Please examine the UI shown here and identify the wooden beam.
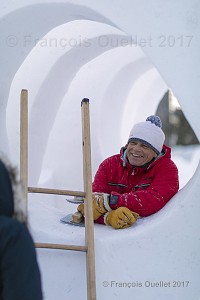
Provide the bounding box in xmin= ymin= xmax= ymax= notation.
xmin=35 ymin=242 xmax=87 ymax=252
xmin=81 ymin=99 xmax=96 ymax=300
xmin=20 ymin=89 xmax=28 ymax=221
xmin=28 ymin=186 xmax=85 ymax=197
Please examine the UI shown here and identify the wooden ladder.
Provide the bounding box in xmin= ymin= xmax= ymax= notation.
xmin=20 ymin=89 xmax=96 ymax=300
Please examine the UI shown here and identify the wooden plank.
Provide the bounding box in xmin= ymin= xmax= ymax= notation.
xmin=81 ymin=99 xmax=96 ymax=300
xmin=28 ymin=186 xmax=85 ymax=197
xmin=20 ymin=89 xmax=28 ymax=221
xmin=35 ymin=242 xmax=87 ymax=252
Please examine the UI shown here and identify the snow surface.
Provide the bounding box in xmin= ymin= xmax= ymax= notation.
xmin=28 ymin=145 xmax=200 ymax=300
xmin=1 ymin=1 xmax=200 ymax=299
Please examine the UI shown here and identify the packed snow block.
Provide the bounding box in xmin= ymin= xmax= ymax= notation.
xmin=72 ymin=211 xmax=83 ymax=223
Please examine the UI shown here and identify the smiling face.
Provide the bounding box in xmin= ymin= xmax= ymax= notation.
xmin=126 ymin=141 xmax=157 ymax=166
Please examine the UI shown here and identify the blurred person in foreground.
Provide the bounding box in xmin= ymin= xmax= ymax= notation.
xmin=78 ymin=115 xmax=179 ymax=229
xmin=0 ymin=155 xmax=43 ymax=300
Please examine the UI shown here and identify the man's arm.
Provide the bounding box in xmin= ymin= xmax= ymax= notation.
xmin=92 ymin=158 xmax=111 ymax=194
xmin=109 ymin=161 xmax=179 ymax=216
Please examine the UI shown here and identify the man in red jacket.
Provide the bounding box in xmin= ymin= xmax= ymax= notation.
xmin=78 ymin=115 xmax=179 ymax=229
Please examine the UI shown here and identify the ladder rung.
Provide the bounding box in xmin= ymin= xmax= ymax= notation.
xmin=28 ymin=187 xmax=85 ymax=197
xmin=35 ymin=242 xmax=87 ymax=252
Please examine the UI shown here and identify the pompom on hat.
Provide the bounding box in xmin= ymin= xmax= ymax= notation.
xmin=128 ymin=115 xmax=165 ymax=154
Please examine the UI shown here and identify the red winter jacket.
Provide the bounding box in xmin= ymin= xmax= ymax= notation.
xmin=92 ymin=145 xmax=179 ymax=224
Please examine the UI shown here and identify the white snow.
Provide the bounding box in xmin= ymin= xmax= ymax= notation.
xmin=1 ymin=1 xmax=200 ymax=299
xmin=172 ymin=145 xmax=200 ymax=189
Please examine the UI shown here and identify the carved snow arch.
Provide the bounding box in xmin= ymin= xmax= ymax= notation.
xmin=3 ymin=2 xmax=200 ymax=299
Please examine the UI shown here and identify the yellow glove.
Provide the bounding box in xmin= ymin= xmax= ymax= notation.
xmin=105 ymin=207 xmax=139 ymax=229
xmin=77 ymin=193 xmax=111 ymax=221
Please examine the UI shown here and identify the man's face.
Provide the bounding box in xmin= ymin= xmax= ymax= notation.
xmin=126 ymin=141 xmax=157 ymax=166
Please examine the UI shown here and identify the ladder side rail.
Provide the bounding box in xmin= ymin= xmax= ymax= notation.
xmin=81 ymin=98 xmax=97 ymax=300
xmin=20 ymin=89 xmax=28 ymax=223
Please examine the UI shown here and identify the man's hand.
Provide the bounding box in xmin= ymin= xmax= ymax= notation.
xmin=77 ymin=193 xmax=111 ymax=220
xmin=105 ymin=207 xmax=139 ymax=229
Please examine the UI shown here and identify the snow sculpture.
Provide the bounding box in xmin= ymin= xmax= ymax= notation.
xmin=1 ymin=1 xmax=199 ymax=299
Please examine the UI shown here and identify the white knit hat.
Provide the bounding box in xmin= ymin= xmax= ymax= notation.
xmin=128 ymin=115 xmax=165 ymax=154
